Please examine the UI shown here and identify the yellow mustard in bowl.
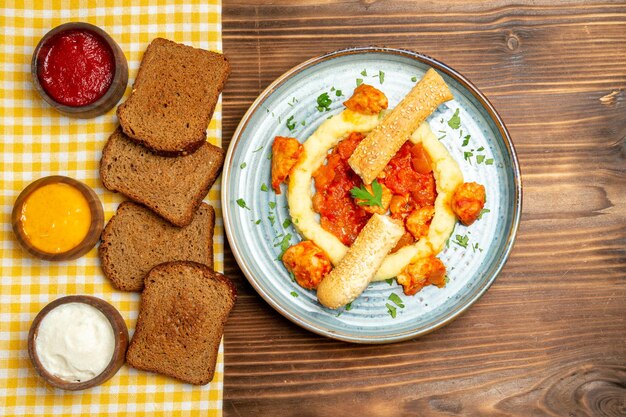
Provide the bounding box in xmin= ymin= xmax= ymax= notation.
xmin=20 ymin=182 xmax=91 ymax=254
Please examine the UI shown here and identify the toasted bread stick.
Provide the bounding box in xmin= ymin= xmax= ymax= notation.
xmin=317 ymin=214 xmax=404 ymax=309
xmin=348 ymin=68 xmax=453 ymax=184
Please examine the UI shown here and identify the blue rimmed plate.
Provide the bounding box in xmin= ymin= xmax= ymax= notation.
xmin=222 ymin=47 xmax=521 ymax=343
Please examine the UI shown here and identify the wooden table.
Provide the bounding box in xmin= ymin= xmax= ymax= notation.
xmin=221 ymin=1 xmax=626 ymax=415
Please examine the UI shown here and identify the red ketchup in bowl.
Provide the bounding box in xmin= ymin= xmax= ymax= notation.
xmin=36 ymin=29 xmax=115 ymax=107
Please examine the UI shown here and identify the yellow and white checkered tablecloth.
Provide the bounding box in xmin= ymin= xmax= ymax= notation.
xmin=0 ymin=1 xmax=225 ymax=415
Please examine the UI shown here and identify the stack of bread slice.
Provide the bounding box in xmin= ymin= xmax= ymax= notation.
xmin=98 ymin=38 xmax=235 ymax=385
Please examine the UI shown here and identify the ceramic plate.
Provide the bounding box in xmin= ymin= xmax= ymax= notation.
xmin=222 ymin=47 xmax=521 ymax=343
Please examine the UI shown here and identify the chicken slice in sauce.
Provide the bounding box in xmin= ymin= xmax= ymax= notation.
xmin=451 ymin=182 xmax=486 ymax=226
xmin=271 ymin=136 xmax=303 ymax=194
xmin=282 ymin=241 xmax=332 ymax=290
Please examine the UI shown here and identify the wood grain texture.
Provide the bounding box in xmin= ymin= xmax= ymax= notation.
xmin=221 ymin=1 xmax=626 ymax=415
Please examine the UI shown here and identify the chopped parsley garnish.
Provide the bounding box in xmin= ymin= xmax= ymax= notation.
xmin=274 ymin=233 xmax=292 ymax=254
xmin=485 ymin=158 xmax=494 ymax=165
xmin=386 ymin=303 xmax=397 ymax=318
xmin=361 ymin=69 xmax=367 ymax=76
xmin=267 ymin=152 xmax=272 ymax=160
xmin=411 ymin=76 xmax=418 ymax=82
xmin=290 ymin=291 xmax=298 ymax=297
xmin=478 ymin=208 xmax=490 ymax=220
xmin=240 ymin=162 xmax=247 ymax=169
xmin=386 ymin=278 xmax=394 ymax=286
xmin=261 ymin=183 xmax=269 ymax=192
xmin=462 ymin=135 xmax=471 ymax=147
xmin=301 ymin=120 xmax=306 ymax=126
xmin=378 ymin=70 xmax=385 ymax=84
xmin=447 ymin=108 xmax=461 ymax=129
xmin=463 ymin=151 xmax=473 ymax=162
xmin=316 ymin=92 xmax=332 ymax=112
xmin=476 ymin=155 xmax=485 ymax=164
xmin=345 ymin=302 xmax=353 ymax=311
xmin=252 ymin=146 xmax=263 ymax=153
xmin=453 ymin=234 xmax=469 ymax=248
xmin=286 ymin=115 xmax=296 ymax=131
xmin=388 ymin=293 xmax=405 ymax=308
xmin=356 ymin=78 xmax=363 ymax=87
xmin=236 ymin=198 xmax=251 ymax=210
xmin=268 ymin=215 xmax=275 ymax=226
xmin=477 ymin=146 xmax=485 ymax=151
xmin=335 ymin=89 xmax=342 ymax=97
xmin=350 ymin=179 xmax=383 ymax=207
xmin=282 ymin=219 xmax=292 ymax=228
xmin=255 ymin=219 xmax=261 ymax=225
xmin=269 ymin=201 xmax=276 ymax=209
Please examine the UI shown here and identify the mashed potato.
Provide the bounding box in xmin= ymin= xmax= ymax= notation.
xmin=287 ymin=110 xmax=463 ymax=281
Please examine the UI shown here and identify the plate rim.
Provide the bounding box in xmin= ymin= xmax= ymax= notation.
xmin=222 ymin=46 xmax=523 ymax=344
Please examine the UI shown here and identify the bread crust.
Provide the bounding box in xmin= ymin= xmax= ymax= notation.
xmin=117 ymin=38 xmax=231 ymax=155
xmin=126 ymin=261 xmax=236 ymax=385
xmin=99 ymin=201 xmax=215 ymax=292
xmin=100 ymin=127 xmax=224 ymax=227
xmin=348 ymin=68 xmax=453 ymax=184
xmin=316 ymin=214 xmax=404 ymax=309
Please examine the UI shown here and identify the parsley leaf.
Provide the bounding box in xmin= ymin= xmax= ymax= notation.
xmin=274 ymin=233 xmax=292 ymax=257
xmin=261 ymin=183 xmax=268 ymax=192
xmin=478 ymin=208 xmax=490 ymax=220
xmin=240 ymin=162 xmax=247 ymax=169
xmin=411 ymin=76 xmax=418 ymax=82
xmin=386 ymin=303 xmax=397 ymax=318
xmin=378 ymin=70 xmax=385 ymax=84
xmin=350 ymin=179 xmax=383 ymax=207
xmin=268 ymin=201 xmax=276 ymax=209
xmin=286 ymin=115 xmax=296 ymax=131
xmin=388 ymin=293 xmax=405 ymax=308
xmin=316 ymin=93 xmax=332 ymax=112
xmin=447 ymin=108 xmax=461 ymax=129
xmin=356 ymin=78 xmax=363 ymax=87
xmin=290 ymin=291 xmax=298 ymax=297
xmin=361 ymin=69 xmax=367 ymax=76
xmin=464 ymin=151 xmax=473 ymax=162
xmin=476 ymin=155 xmax=485 ymax=164
xmin=236 ymin=198 xmax=251 ymax=210
xmin=252 ymin=146 xmax=263 ymax=153
xmin=462 ymin=134 xmax=471 ymax=147
xmin=485 ymin=158 xmax=494 ymax=165
xmin=453 ymin=234 xmax=469 ymax=248
xmin=345 ymin=302 xmax=353 ymax=311
xmin=335 ymin=89 xmax=342 ymax=97
xmin=385 ymin=278 xmax=394 ymax=286
xmin=282 ymin=218 xmax=292 ymax=229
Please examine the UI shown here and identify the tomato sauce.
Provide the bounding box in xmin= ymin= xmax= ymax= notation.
xmin=313 ymin=132 xmax=370 ymax=246
xmin=37 ymin=29 xmax=115 ymax=107
xmin=313 ymin=133 xmax=437 ymax=248
xmin=379 ymin=142 xmax=436 ymax=208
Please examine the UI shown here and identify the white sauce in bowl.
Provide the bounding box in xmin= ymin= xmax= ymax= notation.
xmin=35 ymin=302 xmax=115 ymax=382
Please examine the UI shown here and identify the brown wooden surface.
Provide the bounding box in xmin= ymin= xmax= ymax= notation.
xmin=221 ymin=1 xmax=626 ymax=415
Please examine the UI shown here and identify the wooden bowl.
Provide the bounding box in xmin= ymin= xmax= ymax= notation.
xmin=28 ymin=295 xmax=129 ymax=391
xmin=12 ymin=176 xmax=104 ymax=261
xmin=31 ymin=22 xmax=128 ymax=118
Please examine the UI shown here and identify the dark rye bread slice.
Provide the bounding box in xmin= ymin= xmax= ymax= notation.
xmin=117 ymin=37 xmax=231 ymax=155
xmin=126 ymin=261 xmax=236 ymax=385
xmin=100 ymin=127 xmax=224 ymax=227
xmin=99 ymin=201 xmax=214 ymax=292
